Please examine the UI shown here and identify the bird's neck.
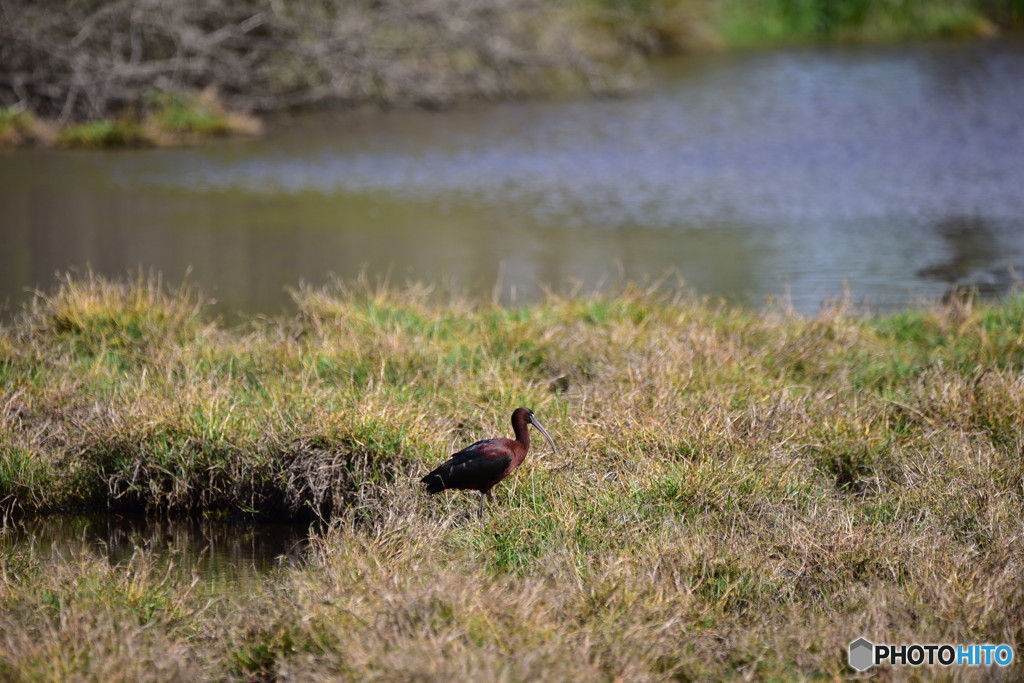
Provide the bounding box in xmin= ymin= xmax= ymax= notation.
xmin=511 ymin=415 xmax=530 ymax=450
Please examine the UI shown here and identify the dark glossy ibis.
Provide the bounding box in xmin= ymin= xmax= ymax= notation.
xmin=421 ymin=407 xmax=557 ymax=519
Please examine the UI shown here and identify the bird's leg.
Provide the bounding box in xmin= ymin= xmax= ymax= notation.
xmin=478 ymin=491 xmax=486 ymax=521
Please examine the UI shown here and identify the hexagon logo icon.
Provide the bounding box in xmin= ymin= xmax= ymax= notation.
xmin=849 ymin=637 xmax=875 ymax=672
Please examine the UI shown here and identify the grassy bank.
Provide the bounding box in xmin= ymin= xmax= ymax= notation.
xmin=54 ymin=91 xmax=262 ymax=149
xmin=0 ymin=90 xmax=261 ymax=149
xmin=2 ymin=273 xmax=1023 ymax=678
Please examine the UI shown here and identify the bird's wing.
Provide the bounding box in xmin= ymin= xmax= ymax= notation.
xmin=446 ymin=452 xmax=512 ymax=486
xmin=449 ymin=439 xmax=498 ymax=463
xmin=421 ymin=440 xmax=512 ymax=492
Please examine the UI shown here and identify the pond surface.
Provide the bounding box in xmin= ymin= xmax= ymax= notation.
xmin=2 ymin=39 xmax=1023 ymax=315
xmin=1 ymin=514 xmax=310 ymax=596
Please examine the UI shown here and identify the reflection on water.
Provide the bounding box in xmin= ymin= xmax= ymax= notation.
xmin=1 ymin=39 xmax=1023 ymax=315
xmin=1 ymin=514 xmax=310 ymax=595
xmin=916 ymin=215 xmax=1016 ymax=295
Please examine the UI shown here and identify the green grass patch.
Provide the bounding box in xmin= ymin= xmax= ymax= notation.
xmin=57 ymin=118 xmax=148 ymax=148
xmin=716 ymin=0 xmax=995 ymax=45
xmin=574 ymin=0 xmax=1006 ymax=54
xmin=145 ymin=92 xmax=231 ymax=136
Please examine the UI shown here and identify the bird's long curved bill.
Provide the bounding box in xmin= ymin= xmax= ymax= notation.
xmin=529 ymin=416 xmax=558 ymax=456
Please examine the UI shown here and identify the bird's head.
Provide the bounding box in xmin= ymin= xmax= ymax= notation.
xmin=514 ymin=407 xmax=558 ymax=455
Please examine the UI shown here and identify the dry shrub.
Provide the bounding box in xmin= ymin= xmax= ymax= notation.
xmin=0 ymin=0 xmax=633 ymax=123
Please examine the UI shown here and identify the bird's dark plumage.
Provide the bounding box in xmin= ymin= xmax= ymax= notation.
xmin=420 ymin=408 xmax=557 ymax=518
xmin=422 ymin=440 xmax=512 ymax=493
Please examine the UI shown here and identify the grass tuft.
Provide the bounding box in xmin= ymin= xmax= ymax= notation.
xmin=0 ymin=106 xmax=56 ymax=146
xmin=57 ymin=118 xmax=149 ymax=148
xmin=144 ymin=89 xmax=262 ymax=143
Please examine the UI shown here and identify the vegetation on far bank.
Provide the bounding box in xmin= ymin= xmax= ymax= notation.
xmin=0 ymin=0 xmax=632 ymax=149
xmin=2 ymin=0 xmax=1022 ymax=148
xmin=1 ymin=273 xmax=1023 ymax=677
xmin=0 ymin=90 xmax=261 ymax=149
xmin=599 ymin=0 xmax=1022 ymax=52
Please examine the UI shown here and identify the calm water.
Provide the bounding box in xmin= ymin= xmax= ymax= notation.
xmin=2 ymin=39 xmax=1023 ymax=315
xmin=1 ymin=514 xmax=310 ymax=595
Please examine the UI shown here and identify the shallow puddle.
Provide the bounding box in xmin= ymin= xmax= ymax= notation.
xmin=1 ymin=513 xmax=312 ymax=596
